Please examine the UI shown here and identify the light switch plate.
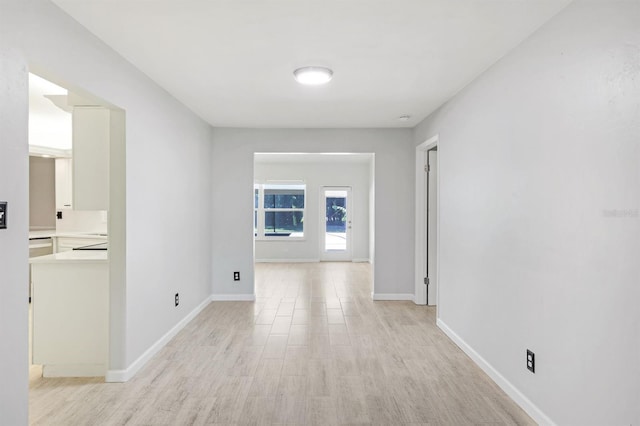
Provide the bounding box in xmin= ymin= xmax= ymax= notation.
xmin=0 ymin=202 xmax=7 ymax=229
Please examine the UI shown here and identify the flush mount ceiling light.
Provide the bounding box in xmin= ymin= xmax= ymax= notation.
xmin=293 ymin=66 xmax=333 ymax=85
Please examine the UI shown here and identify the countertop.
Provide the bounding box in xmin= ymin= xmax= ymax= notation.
xmin=29 ymin=230 xmax=108 ymax=239
xmin=30 ymin=250 xmax=108 ymax=264
xmin=28 ymin=229 xmax=57 ymax=239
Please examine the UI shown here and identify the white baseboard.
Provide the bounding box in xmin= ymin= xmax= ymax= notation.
xmin=105 ymin=296 xmax=212 ymax=383
xmin=436 ymin=319 xmax=555 ymax=426
xmin=255 ymin=258 xmax=320 ymax=263
xmin=351 ymin=258 xmax=370 ymax=263
xmin=371 ymin=293 xmax=415 ymax=301
xmin=411 ymin=298 xmax=437 ymax=306
xmin=211 ymin=293 xmax=256 ymax=301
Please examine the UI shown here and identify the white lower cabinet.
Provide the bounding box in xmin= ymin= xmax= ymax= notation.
xmin=31 ymin=260 xmax=109 ymax=377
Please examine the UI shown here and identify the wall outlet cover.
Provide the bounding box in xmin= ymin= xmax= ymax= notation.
xmin=0 ymin=202 xmax=7 ymax=229
xmin=527 ymin=349 xmax=535 ymax=373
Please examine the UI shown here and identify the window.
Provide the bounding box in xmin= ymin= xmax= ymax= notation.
xmin=254 ymin=183 xmax=305 ymax=239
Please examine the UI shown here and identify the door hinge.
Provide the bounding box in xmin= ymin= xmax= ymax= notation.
xmin=424 ymin=164 xmax=430 ymax=173
xmin=424 ymin=277 xmax=429 ymax=285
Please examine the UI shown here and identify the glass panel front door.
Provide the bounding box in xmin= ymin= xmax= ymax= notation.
xmin=322 ymin=187 xmax=351 ymax=260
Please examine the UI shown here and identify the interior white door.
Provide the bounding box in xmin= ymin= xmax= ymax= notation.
xmin=320 ymin=187 xmax=352 ymax=261
xmin=427 ymin=150 xmax=438 ymax=305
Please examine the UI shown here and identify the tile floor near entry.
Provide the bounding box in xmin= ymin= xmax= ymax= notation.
xmin=29 ymin=262 xmax=534 ymax=425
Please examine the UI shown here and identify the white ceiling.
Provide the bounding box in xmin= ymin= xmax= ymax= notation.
xmin=52 ymin=0 xmax=571 ymax=129
xmin=29 ymin=73 xmax=72 ymax=150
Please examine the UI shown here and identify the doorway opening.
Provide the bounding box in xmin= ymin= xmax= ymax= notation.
xmin=26 ymin=70 xmax=126 ymax=384
xmin=253 ymin=152 xmax=375 ymax=295
xmin=415 ymin=136 xmax=439 ymax=306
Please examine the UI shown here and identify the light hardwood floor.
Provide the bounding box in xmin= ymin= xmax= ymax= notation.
xmin=29 ymin=262 xmax=534 ymax=425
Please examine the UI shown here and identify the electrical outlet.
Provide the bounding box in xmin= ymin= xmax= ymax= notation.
xmin=175 ymin=293 xmax=179 ymax=307
xmin=234 ymin=271 xmax=240 ymax=281
xmin=527 ymin=349 xmax=535 ymax=373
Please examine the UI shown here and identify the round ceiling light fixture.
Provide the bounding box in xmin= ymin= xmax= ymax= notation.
xmin=293 ymin=66 xmax=333 ymax=85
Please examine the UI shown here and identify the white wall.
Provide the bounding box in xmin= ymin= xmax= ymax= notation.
xmin=1 ymin=0 xmax=213 ymax=420
xmin=254 ymin=159 xmax=371 ymax=262
xmin=212 ymin=129 xmax=413 ymax=299
xmin=55 ymin=209 xmax=107 ymax=234
xmin=0 ymin=50 xmax=30 ymax=426
xmin=413 ymin=2 xmax=640 ymax=424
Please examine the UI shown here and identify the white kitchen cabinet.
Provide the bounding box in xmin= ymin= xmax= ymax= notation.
xmin=73 ymin=107 xmax=109 ymax=211
xmin=31 ymin=254 xmax=109 ymax=377
xmin=55 ymin=158 xmax=73 ymax=210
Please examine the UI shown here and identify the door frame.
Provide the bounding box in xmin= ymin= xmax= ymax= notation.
xmin=414 ymin=135 xmax=439 ymax=307
xmin=26 ymin=70 xmax=127 ymax=381
xmin=319 ymin=186 xmax=353 ymax=261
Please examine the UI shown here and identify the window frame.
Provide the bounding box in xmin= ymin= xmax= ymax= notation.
xmin=254 ymin=182 xmax=306 ymax=241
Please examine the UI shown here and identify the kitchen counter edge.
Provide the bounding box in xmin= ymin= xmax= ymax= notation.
xmin=29 ymin=250 xmax=109 ymax=264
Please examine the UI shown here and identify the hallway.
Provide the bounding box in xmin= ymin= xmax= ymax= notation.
xmin=29 ymin=262 xmax=533 ymax=425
